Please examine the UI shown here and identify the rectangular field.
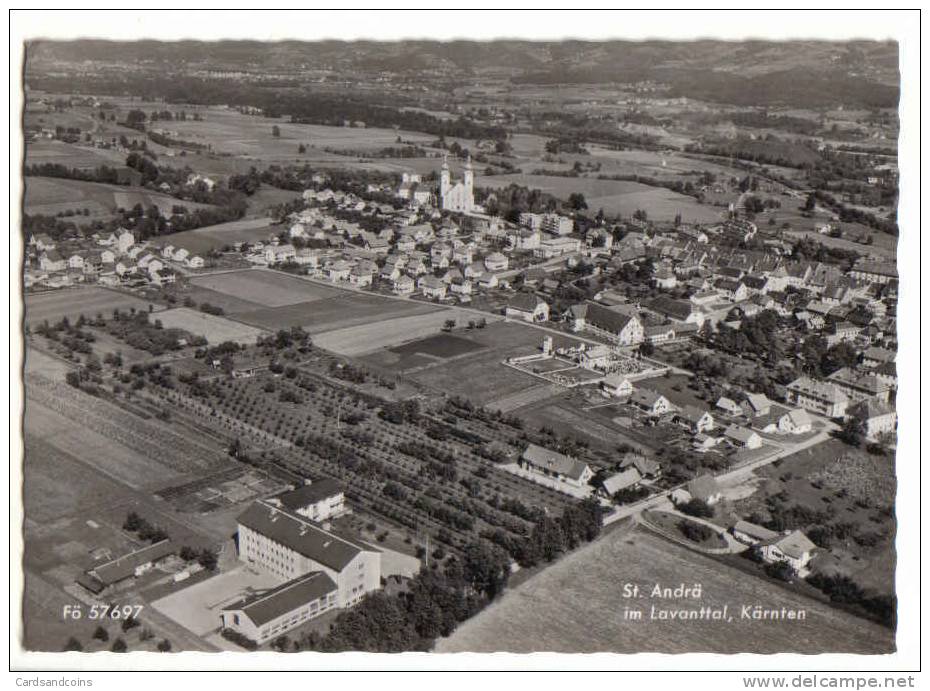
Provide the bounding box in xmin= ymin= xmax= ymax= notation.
xmin=155 ymin=307 xmax=268 ymax=344
xmin=24 ymin=287 xmax=154 ymax=326
xmin=234 ymin=293 xmax=444 ymax=337
xmin=166 ymin=218 xmax=280 ymax=255
xmin=480 ymin=174 xmax=724 ymax=223
xmin=435 ymin=526 xmax=894 ymax=654
xmin=189 ymin=269 xmax=343 ymax=308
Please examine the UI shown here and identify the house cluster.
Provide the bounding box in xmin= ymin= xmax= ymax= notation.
xmin=223 ymin=479 xmax=382 ymax=645
xmin=730 ymin=520 xmax=818 ymax=576
xmin=25 ymin=228 xmax=205 ymax=290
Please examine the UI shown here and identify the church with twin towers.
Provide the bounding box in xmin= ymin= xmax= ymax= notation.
xmin=439 ymin=154 xmax=476 ymax=214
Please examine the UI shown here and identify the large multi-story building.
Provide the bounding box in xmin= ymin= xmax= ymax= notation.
xmin=236 ymin=499 xmax=381 ymax=605
xmin=224 ymin=493 xmax=382 ymax=644
xmin=785 ymin=377 xmax=849 ymax=418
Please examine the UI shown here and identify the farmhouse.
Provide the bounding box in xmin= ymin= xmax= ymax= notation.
xmin=715 ymin=397 xmax=742 ymax=416
xmin=741 ymin=392 xmax=772 ymax=418
xmin=484 ymin=252 xmax=509 ymax=272
xmin=724 ymin=425 xmax=762 ymax=450
xmin=418 ymin=275 xmax=447 ymax=300
xmin=599 ymin=468 xmax=642 ymax=498
xmin=567 ymin=302 xmax=644 ymax=346
xmin=220 ymin=571 xmax=338 ymax=645
xmin=687 ymin=474 xmax=722 ymax=505
xmin=676 ymin=406 xmax=715 ymax=434
xmin=77 ymin=539 xmax=175 ymax=595
xmin=777 ymin=408 xmax=813 ymax=435
xmin=393 ymin=275 xmax=415 ymax=295
xmin=520 ymin=444 xmax=593 ymax=489
xmin=601 ymin=373 xmax=633 ymax=398
xmin=759 ymin=531 xmax=817 ymax=575
xmin=629 ymin=388 xmax=673 ymax=416
xmin=861 ymin=346 xmax=895 ymax=369
xmin=619 ymin=453 xmax=661 ymax=479
xmin=237 ymin=500 xmax=381 ymax=607
xmin=847 ymin=398 xmax=897 ymax=441
xmin=505 ymin=294 xmax=549 ymax=323
xmin=730 ymin=520 xmax=779 ymax=547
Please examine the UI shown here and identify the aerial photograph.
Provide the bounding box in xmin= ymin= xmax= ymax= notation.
xmin=18 ymin=31 xmax=901 ymax=658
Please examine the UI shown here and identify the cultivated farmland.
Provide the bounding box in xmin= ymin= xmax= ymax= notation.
xmin=434 ymin=526 xmax=894 ymax=654
xmin=480 ymin=174 xmax=724 ymax=222
xmin=189 ymin=269 xmax=342 ymax=307
xmin=155 ymin=307 xmax=267 ymax=344
xmin=24 ymin=286 xmax=156 ymax=326
xmin=24 ymin=176 xmax=216 ymax=221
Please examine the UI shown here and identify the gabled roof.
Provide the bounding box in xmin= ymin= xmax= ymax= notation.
xmin=687 ymin=474 xmax=720 ymax=501
xmin=732 ymin=520 xmax=778 ymax=542
xmin=678 ymin=405 xmax=711 ymax=424
xmin=521 ymin=444 xmax=589 ymax=481
xmin=508 ymin=293 xmax=546 ymax=312
xmin=89 ymin=539 xmax=175 ymax=586
xmin=571 ymin=302 xmax=638 ymax=334
xmin=225 ymin=571 xmax=338 ymax=627
xmin=602 ymin=468 xmax=642 ymax=495
xmin=272 ymin=479 xmax=344 ymax=512
xmin=725 ymin=425 xmax=760 ymax=444
xmin=743 ymin=392 xmax=771 ymax=412
xmin=619 ymin=453 xmax=660 ymax=476
xmin=630 ymin=388 xmax=668 ymax=410
xmin=783 ymin=408 xmax=812 ymax=428
xmin=848 ymin=397 xmax=895 ymax=420
xmin=237 ymin=501 xmax=377 ymax=572
xmin=765 ymin=530 xmax=817 ymax=559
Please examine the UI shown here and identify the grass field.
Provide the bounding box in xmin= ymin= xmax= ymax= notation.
xmin=166 ymin=217 xmax=280 ymax=254
xmin=732 ymin=438 xmax=896 ymax=595
xmin=161 ymin=107 xmax=436 ymax=158
xmin=234 ymin=292 xmax=444 ymax=337
xmin=480 ymin=173 xmax=724 ymax=223
xmin=378 ymin=320 xmax=583 ymax=405
xmin=24 ymin=286 xmax=156 ymax=326
xmin=434 ymin=525 xmax=894 ymax=654
xmin=311 ymin=306 xmax=477 ymax=355
xmin=25 ymin=139 xmax=127 ymax=169
xmin=23 ymin=175 xmax=216 ymax=221
xmin=390 ymin=333 xmax=486 ymax=359
xmin=155 ymin=307 xmax=268 ymax=344
xmin=189 ymin=270 xmax=341 ymax=307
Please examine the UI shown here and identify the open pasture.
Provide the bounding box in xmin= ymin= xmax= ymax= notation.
xmin=189 ymin=269 xmax=342 ymax=308
xmin=155 ymin=307 xmax=267 ymax=344
xmin=154 ymin=106 xmax=436 ymax=159
xmin=23 ymin=175 xmax=216 ymax=220
xmin=435 ymin=526 xmax=894 ymax=654
xmin=479 ymin=173 xmax=724 ymax=222
xmin=165 ymin=217 xmax=279 ymax=254
xmin=24 ymin=286 xmax=154 ymax=326
xmin=385 ymin=320 xmax=583 ymax=405
xmin=25 ymin=139 xmax=127 ymax=169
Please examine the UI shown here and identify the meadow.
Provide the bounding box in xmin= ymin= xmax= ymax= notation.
xmin=24 ymin=175 xmax=216 ymax=221
xmin=155 ymin=307 xmax=267 ymax=345
xmin=435 ymin=525 xmax=894 ymax=654
xmin=480 ymin=173 xmax=724 ymax=222
xmin=24 ymin=286 xmax=155 ymax=326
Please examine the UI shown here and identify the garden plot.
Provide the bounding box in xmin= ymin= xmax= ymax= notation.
xmin=155 ymin=307 xmax=267 ymax=344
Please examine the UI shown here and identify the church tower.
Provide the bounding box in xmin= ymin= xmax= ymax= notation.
xmin=464 ymin=155 xmax=474 ymax=198
xmin=440 ymin=155 xmax=451 ymax=202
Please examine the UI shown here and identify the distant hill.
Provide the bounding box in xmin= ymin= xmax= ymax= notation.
xmin=26 ymin=39 xmax=899 ymax=109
